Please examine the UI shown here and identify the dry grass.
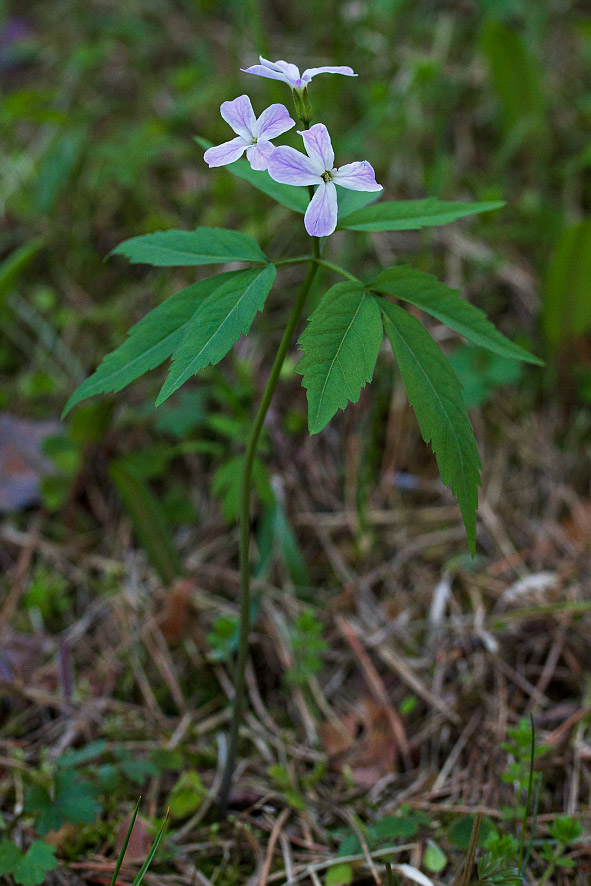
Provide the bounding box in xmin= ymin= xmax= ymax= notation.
xmin=1 ymin=370 xmax=590 ymax=884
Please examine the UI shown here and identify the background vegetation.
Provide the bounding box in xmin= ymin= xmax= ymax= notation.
xmin=1 ymin=0 xmax=590 ymax=883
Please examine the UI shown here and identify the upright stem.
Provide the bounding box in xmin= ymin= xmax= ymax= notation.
xmin=218 ymin=242 xmax=320 ymax=816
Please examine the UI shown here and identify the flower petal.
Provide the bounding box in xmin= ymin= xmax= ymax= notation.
xmin=332 ymin=161 xmax=383 ymax=191
xmin=257 ymin=56 xmax=284 ymax=71
xmin=240 ymin=64 xmax=290 ymax=83
xmin=220 ymin=95 xmax=256 ymax=140
xmin=246 ymin=140 xmax=275 ymax=171
xmin=299 ymin=124 xmax=334 ymax=173
xmin=253 ymin=103 xmax=295 ymax=140
xmin=302 ymin=65 xmax=358 ymax=81
xmin=304 ymin=181 xmax=338 ymax=237
xmin=268 ymin=59 xmax=302 ymax=85
xmin=203 ymin=137 xmax=247 ymax=167
xmin=267 ymin=146 xmax=321 ymax=186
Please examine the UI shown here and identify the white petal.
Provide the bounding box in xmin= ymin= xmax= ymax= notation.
xmin=220 ymin=95 xmax=256 ymax=140
xmin=246 ymin=141 xmax=275 ymax=171
xmin=298 ymin=124 xmax=334 ymax=173
xmin=304 ymin=181 xmax=338 ymax=237
xmin=302 ymin=65 xmax=358 ymax=81
xmin=270 ymin=59 xmax=302 ymax=85
xmin=252 ymin=103 xmax=295 ymax=140
xmin=332 ymin=160 xmax=383 ymax=191
xmin=241 ymin=64 xmax=290 ymax=84
xmin=203 ymin=137 xmax=247 ymax=167
xmin=267 ymin=146 xmax=322 ymax=186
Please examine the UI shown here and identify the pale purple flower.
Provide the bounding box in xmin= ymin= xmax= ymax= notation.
xmin=267 ymin=123 xmax=382 ymax=237
xmin=203 ymin=94 xmax=295 ymax=171
xmin=241 ymin=56 xmax=357 ymax=90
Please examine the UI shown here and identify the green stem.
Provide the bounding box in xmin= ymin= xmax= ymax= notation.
xmin=274 ymin=255 xmax=312 ymax=267
xmin=538 ymin=847 xmax=564 ymax=886
xmin=315 ymin=258 xmax=363 ymax=283
xmin=218 ymin=241 xmax=320 ymax=817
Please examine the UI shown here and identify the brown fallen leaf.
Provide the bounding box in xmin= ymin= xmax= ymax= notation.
xmin=114 ymin=813 xmax=153 ymax=865
xmin=160 ymin=577 xmax=194 ymax=644
xmin=561 ymin=501 xmax=591 ymax=551
xmin=319 ymin=699 xmax=398 ymax=788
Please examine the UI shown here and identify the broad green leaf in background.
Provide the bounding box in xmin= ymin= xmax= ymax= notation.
xmin=325 ymin=863 xmax=354 ymax=886
xmin=195 ymin=138 xmax=376 ymax=219
xmin=168 ymin=770 xmax=208 ymax=819
xmin=35 ymin=127 xmax=86 ymax=214
xmin=213 ymin=454 xmax=273 ymax=523
xmin=0 ymin=840 xmax=57 ymax=886
xmin=25 ymin=770 xmax=101 ymax=835
xmin=195 ymin=136 xmax=308 ymax=214
xmin=336 ymin=187 xmax=381 ymax=220
xmin=255 ymin=497 xmax=310 ymax=587
xmin=112 ymin=226 xmax=267 ymax=266
xmin=63 ymin=273 xmax=241 ymax=415
xmin=338 ymin=198 xmax=504 ymax=232
xmin=380 ymin=300 xmax=481 ymax=554
xmin=0 ymin=238 xmax=44 ymax=310
xmin=157 ymin=264 xmax=276 ymax=404
xmin=370 ymin=266 xmax=542 ymax=364
xmin=449 ymin=344 xmax=523 ymax=408
xmin=109 ymin=459 xmax=182 ymax=586
xmin=298 ymin=282 xmax=383 ymax=434
xmin=481 ymin=21 xmax=545 ymax=139
xmin=542 ymin=220 xmax=591 ymax=350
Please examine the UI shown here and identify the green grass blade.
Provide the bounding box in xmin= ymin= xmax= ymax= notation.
xmin=109 ymin=797 xmax=141 ymax=886
xmin=130 ymin=808 xmax=169 ymax=886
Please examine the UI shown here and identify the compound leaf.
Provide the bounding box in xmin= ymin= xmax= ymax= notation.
xmin=63 ymin=273 xmax=240 ymax=415
xmin=370 ymin=266 xmax=542 ymax=364
xmin=12 ymin=842 xmax=58 ymax=886
xmin=157 ymin=264 xmax=276 ymax=404
xmin=25 ymin=770 xmax=100 ymax=835
xmin=298 ymin=282 xmax=383 ymax=434
xmin=380 ymin=299 xmax=481 ymax=553
xmin=339 ymin=198 xmax=504 ymax=232
xmin=112 ymin=227 xmax=267 ymax=266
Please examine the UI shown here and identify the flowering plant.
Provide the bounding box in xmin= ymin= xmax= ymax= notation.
xmin=64 ymin=56 xmax=541 ymax=813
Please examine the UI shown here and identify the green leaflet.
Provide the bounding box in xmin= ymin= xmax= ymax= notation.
xmin=298 ymin=282 xmax=383 ymax=434
xmin=157 ymin=264 xmax=276 ymax=405
xmin=380 ymin=299 xmax=481 ymax=554
xmin=112 ymin=226 xmax=267 ymax=266
xmin=338 ymin=198 xmax=504 ymax=232
xmin=63 ymin=273 xmax=239 ymax=415
xmin=481 ymin=21 xmax=545 ymax=139
xmin=370 ymin=266 xmax=542 ymax=364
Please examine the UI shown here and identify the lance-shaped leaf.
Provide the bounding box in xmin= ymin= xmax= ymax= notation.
xmin=157 ymin=264 xmax=276 ymax=405
xmin=298 ymin=282 xmax=383 ymax=434
xmin=112 ymin=227 xmax=267 ymax=266
xmin=63 ymin=273 xmax=239 ymax=415
xmin=370 ymin=266 xmax=542 ymax=364
xmin=339 ymin=198 xmax=504 ymax=232
xmin=195 ymin=138 xmax=376 ymax=220
xmin=196 ymin=136 xmax=308 ymax=214
xmin=380 ymin=299 xmax=481 ymax=554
